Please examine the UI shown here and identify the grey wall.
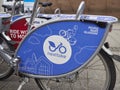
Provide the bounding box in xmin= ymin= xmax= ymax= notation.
xmin=0 ymin=0 xmax=3 ymax=12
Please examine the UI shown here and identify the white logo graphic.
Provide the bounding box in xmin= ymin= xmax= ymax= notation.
xmin=43 ymin=35 xmax=72 ymax=64
xmin=84 ymin=26 xmax=99 ymax=35
xmin=59 ymin=25 xmax=78 ymax=45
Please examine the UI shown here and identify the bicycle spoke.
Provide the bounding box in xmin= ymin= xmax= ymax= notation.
xmin=36 ymin=52 xmax=116 ymax=90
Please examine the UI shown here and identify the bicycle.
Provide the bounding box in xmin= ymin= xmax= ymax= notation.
xmin=0 ymin=0 xmax=51 ymax=80
xmin=0 ymin=0 xmax=118 ymax=90
xmin=0 ymin=0 xmax=63 ymax=80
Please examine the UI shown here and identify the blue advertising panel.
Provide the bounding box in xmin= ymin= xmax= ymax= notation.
xmin=16 ymin=20 xmax=107 ymax=76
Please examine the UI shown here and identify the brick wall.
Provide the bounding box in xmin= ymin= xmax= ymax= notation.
xmin=39 ymin=0 xmax=120 ymax=18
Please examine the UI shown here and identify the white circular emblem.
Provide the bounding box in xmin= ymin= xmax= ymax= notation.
xmin=43 ymin=35 xmax=72 ymax=64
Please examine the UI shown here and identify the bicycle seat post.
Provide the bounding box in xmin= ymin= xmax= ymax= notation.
xmin=28 ymin=0 xmax=39 ymax=32
xmin=11 ymin=0 xmax=17 ymax=16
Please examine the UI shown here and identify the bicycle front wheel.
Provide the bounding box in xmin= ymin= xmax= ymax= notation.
xmin=35 ymin=49 xmax=116 ymax=90
xmin=0 ymin=36 xmax=14 ymax=80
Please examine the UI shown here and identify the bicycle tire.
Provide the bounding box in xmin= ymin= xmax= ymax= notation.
xmin=35 ymin=49 xmax=116 ymax=90
xmin=0 ymin=36 xmax=14 ymax=80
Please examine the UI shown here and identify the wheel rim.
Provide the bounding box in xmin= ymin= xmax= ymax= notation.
xmin=36 ymin=54 xmax=111 ymax=90
xmin=0 ymin=55 xmax=12 ymax=77
xmin=0 ymin=37 xmax=13 ymax=79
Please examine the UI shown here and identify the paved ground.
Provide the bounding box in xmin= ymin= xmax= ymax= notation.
xmin=0 ymin=76 xmax=40 ymax=90
xmin=0 ymin=22 xmax=120 ymax=90
xmin=107 ymin=22 xmax=120 ymax=90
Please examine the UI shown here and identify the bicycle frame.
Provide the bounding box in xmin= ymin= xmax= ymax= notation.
xmin=0 ymin=15 xmax=118 ymax=75
xmin=0 ymin=0 xmax=118 ymax=90
xmin=0 ymin=0 xmax=118 ymax=77
xmin=0 ymin=0 xmax=49 ymax=49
